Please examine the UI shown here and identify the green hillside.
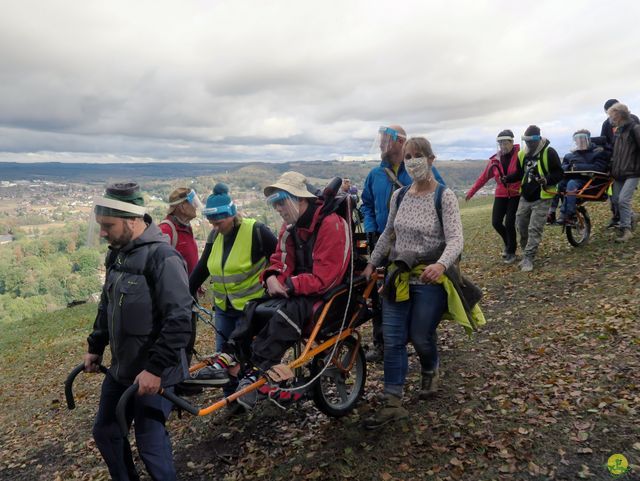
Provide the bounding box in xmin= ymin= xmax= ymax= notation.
xmin=1 ymin=196 xmax=638 ymax=481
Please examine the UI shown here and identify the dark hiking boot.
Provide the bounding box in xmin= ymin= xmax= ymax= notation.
xmin=503 ymin=253 xmax=517 ymax=264
xmin=363 ymin=394 xmax=408 ymax=430
xmin=607 ymin=218 xmax=620 ymax=229
xmin=418 ymin=369 xmax=440 ymax=400
xmin=365 ymin=345 xmax=384 ymax=363
xmin=184 ymin=353 xmax=237 ymax=386
xmin=174 ymin=383 xmax=204 ymax=396
xmin=236 ymin=374 xmax=259 ymax=411
xmin=546 ymin=212 xmax=556 ymax=225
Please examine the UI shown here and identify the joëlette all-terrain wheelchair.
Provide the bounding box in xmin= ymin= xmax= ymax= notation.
xmin=66 ymin=177 xmax=380 ymax=436
xmin=545 ymin=170 xmax=613 ymax=247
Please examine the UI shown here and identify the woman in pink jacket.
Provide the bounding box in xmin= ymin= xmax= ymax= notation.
xmin=465 ymin=130 xmax=521 ymax=264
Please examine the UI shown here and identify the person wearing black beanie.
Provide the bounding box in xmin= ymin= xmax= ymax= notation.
xmin=466 ymin=129 xmax=521 ymax=264
xmin=503 ymin=126 xmax=563 ymax=272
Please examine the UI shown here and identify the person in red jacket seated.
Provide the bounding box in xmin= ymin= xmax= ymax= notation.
xmin=159 ymin=187 xmax=202 ymax=274
xmin=465 ymin=129 xmax=521 ymax=264
xmin=188 ymin=171 xmax=352 ymax=410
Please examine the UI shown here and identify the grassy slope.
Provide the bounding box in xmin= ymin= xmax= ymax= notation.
xmin=1 ymin=196 xmax=639 ymax=481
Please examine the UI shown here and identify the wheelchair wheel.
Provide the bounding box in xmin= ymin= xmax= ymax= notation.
xmin=566 ymin=206 xmax=591 ymax=247
xmin=311 ymin=335 xmax=366 ymax=417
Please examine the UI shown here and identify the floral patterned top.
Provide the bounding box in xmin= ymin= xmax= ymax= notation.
xmin=370 ymin=187 xmax=464 ymax=274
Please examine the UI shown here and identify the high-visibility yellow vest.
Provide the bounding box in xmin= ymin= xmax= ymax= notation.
xmin=208 ymin=218 xmax=266 ymax=311
xmin=518 ymin=147 xmax=556 ymax=199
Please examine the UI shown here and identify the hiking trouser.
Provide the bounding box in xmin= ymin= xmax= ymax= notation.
xmin=226 ymin=297 xmax=313 ymax=371
xmin=612 ymin=177 xmax=639 ymax=229
xmin=214 ymin=306 xmax=243 ymax=395
xmin=516 ymin=197 xmax=552 ymax=259
xmin=381 ymin=284 xmax=447 ymax=397
xmin=492 ymin=196 xmax=519 ymax=255
xmin=93 ymin=373 xmax=176 ymax=481
xmin=560 ymin=179 xmax=587 ymax=217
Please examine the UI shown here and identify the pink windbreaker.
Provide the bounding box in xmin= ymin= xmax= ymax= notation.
xmin=467 ymin=145 xmax=521 ymax=199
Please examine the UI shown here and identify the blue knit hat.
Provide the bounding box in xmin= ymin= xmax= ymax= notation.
xmin=203 ymin=183 xmax=237 ymax=220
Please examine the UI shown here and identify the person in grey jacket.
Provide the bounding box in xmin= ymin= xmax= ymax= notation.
xmin=83 ymin=182 xmax=192 ymax=481
xmin=607 ymin=102 xmax=640 ymax=242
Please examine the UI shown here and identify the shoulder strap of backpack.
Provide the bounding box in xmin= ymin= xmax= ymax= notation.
xmin=395 ymin=185 xmax=411 ymax=210
xmin=159 ymin=219 xmax=178 ymax=248
xmin=383 ymin=167 xmax=404 ymax=189
xmin=434 ymin=183 xmax=444 ymax=229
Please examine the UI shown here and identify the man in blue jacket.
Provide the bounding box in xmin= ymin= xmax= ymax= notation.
xmin=548 ymin=129 xmax=610 ymax=225
xmin=360 ymin=124 xmax=444 ymax=361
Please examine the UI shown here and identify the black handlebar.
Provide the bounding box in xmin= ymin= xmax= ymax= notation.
xmin=115 ymin=383 xmax=139 ymax=437
xmin=115 ymin=384 xmax=200 ymax=438
xmin=65 ymin=362 xmax=108 ymax=410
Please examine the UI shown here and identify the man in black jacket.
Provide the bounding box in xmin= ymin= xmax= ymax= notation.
xmin=83 ymin=182 xmax=192 ymax=481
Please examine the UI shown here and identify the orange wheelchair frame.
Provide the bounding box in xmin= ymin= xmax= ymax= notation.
xmin=544 ymin=170 xmax=613 ymax=247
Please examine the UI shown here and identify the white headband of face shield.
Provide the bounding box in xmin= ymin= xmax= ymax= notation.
xmin=93 ymin=196 xmax=147 ymax=216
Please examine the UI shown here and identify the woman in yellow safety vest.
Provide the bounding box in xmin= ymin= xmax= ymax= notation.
xmin=189 ymin=183 xmax=277 ymax=356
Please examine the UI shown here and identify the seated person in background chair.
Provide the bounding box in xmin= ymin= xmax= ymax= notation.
xmin=547 ymin=129 xmax=610 ymax=225
xmin=187 ymin=171 xmax=352 ymax=410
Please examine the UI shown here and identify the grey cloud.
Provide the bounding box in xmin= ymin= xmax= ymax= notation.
xmin=1 ymin=0 xmax=640 ymax=162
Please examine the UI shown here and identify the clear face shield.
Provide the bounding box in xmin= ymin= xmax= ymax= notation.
xmin=266 ymin=190 xmax=301 ymax=225
xmin=370 ymin=126 xmax=406 ymax=161
xmin=202 ymin=202 xmax=235 ymax=221
xmin=572 ymin=133 xmax=590 ymax=151
xmin=521 ymin=134 xmax=541 ymax=155
xmin=184 ymin=189 xmax=204 ymax=210
xmin=496 ymin=138 xmax=514 ymax=156
xmin=86 ymin=197 xmax=147 ymax=248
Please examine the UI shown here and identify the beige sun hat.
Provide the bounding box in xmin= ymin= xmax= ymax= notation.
xmin=264 ymin=171 xmax=317 ymax=198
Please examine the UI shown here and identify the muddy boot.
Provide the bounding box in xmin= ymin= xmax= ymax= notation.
xmin=365 ymin=344 xmax=384 ymax=363
xmin=615 ymin=228 xmax=634 ymax=243
xmin=363 ymin=394 xmax=408 ymax=430
xmin=418 ymin=369 xmax=440 ymax=400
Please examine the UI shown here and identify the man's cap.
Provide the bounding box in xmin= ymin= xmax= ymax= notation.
xmin=95 ymin=182 xmax=146 ymax=218
xmin=203 ymin=183 xmax=237 ymax=220
xmin=604 ymin=99 xmax=619 ymax=111
xmin=524 ymin=125 xmax=541 ymax=137
xmin=169 ymin=187 xmax=190 ymax=205
xmin=264 ymin=171 xmax=317 ymax=198
xmin=496 ymin=129 xmax=514 ymax=141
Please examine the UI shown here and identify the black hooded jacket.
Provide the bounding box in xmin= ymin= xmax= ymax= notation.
xmin=87 ymin=216 xmax=193 ymax=386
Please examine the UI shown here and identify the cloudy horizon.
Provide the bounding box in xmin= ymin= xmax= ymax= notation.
xmin=1 ymin=0 xmax=639 ymax=165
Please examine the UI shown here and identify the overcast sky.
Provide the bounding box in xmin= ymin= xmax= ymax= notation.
xmin=1 ymin=0 xmax=639 ymax=164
